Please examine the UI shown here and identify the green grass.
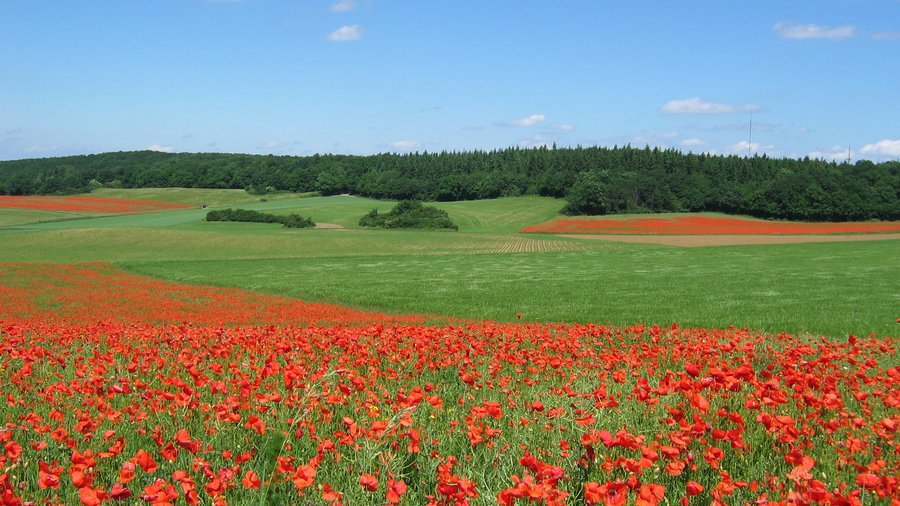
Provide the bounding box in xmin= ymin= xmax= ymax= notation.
xmin=436 ymin=196 xmax=564 ymax=233
xmin=1 ymin=192 xmax=897 ymax=338
xmin=0 ymin=226 xmax=598 ymax=263
xmin=0 ymin=208 xmax=101 ymax=226
xmin=119 ymin=240 xmax=899 ymax=337
xmin=0 ymin=195 xmax=565 ymax=233
xmin=86 ymin=187 xmax=318 ymax=206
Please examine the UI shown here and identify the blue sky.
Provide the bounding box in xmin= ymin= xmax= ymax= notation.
xmin=1 ymin=0 xmax=898 ymax=161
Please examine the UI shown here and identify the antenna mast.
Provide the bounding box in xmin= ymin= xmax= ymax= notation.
xmin=747 ymin=113 xmax=753 ymax=158
xmin=847 ymin=146 xmax=851 ymax=164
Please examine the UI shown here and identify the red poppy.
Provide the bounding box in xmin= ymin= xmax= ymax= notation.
xmin=359 ymin=473 xmax=379 ymax=491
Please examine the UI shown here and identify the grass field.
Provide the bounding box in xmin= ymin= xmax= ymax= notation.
xmin=1 ymin=189 xmax=898 ymax=337
xmin=89 ymin=187 xmax=319 ymax=207
xmin=2 ymin=189 xmax=898 ymax=505
xmin=0 ymin=207 xmax=101 ymax=226
xmin=122 ymin=240 xmax=899 ymax=337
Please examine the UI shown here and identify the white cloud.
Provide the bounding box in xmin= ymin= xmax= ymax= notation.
xmin=681 ymin=138 xmax=706 ymax=147
xmin=518 ymin=133 xmax=555 ymax=148
xmin=727 ymin=141 xmax=761 ymax=154
xmin=660 ymin=98 xmax=759 ymax=115
xmin=146 ymin=144 xmax=174 ymax=153
xmin=330 ymin=0 xmax=356 ymax=13
xmin=504 ymin=114 xmax=545 ymax=127
xmin=23 ymin=144 xmax=61 ymax=154
xmin=774 ymin=22 xmax=856 ymax=40
xmin=327 ymin=25 xmax=362 ymax=41
xmin=549 ymin=123 xmax=575 ymax=132
xmin=860 ymin=139 xmax=900 ymax=158
xmin=872 ymin=31 xmax=900 ymax=40
xmin=808 ymin=146 xmax=853 ymax=161
xmin=388 ymin=140 xmax=423 ymax=151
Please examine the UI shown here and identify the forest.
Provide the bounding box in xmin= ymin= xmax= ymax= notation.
xmin=0 ymin=146 xmax=897 ymax=221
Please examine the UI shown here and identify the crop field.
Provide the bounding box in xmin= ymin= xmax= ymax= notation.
xmin=0 ymin=195 xmax=192 ymax=214
xmin=521 ymin=215 xmax=900 ymax=235
xmin=0 ymin=190 xmax=898 ymax=505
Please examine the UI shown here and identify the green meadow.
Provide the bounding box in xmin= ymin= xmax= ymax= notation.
xmin=1 ymin=189 xmax=897 ymax=337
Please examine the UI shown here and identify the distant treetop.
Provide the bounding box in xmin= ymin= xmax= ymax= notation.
xmin=0 ymin=147 xmax=897 ymax=221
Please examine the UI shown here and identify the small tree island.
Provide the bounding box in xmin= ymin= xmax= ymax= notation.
xmin=359 ymin=200 xmax=458 ymax=230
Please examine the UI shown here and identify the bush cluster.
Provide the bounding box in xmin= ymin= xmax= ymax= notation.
xmin=359 ymin=200 xmax=458 ymax=230
xmin=205 ymin=208 xmax=315 ymax=228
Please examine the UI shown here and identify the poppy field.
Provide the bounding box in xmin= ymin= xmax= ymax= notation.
xmin=1 ymin=192 xmax=899 ymax=504
xmin=0 ymin=196 xmax=192 ymax=214
xmin=520 ymin=215 xmax=900 ymax=236
xmin=0 ymin=263 xmax=431 ymax=327
xmin=0 ymin=262 xmax=898 ymax=505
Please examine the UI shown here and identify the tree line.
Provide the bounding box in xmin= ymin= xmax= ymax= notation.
xmin=205 ymin=209 xmax=315 ymax=228
xmin=0 ymin=146 xmax=897 ymax=221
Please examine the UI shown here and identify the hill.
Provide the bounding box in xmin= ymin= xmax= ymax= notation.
xmin=1 ymin=147 xmax=898 ymax=221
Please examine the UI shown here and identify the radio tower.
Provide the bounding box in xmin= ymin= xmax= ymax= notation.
xmin=747 ymin=113 xmax=753 ymax=158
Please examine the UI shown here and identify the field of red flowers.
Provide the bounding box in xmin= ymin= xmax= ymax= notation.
xmin=520 ymin=216 xmax=900 ymax=235
xmin=0 ymin=196 xmax=191 ymax=214
xmin=0 ymin=263 xmax=430 ymax=327
xmin=1 ymin=264 xmax=897 ymax=505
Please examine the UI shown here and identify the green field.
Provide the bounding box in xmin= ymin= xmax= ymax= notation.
xmin=0 ymin=207 xmax=103 ymax=226
xmin=89 ymin=187 xmax=319 ymax=206
xmin=1 ymin=189 xmax=897 ymax=337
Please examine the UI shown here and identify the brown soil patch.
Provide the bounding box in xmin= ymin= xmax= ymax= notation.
xmin=314 ymin=222 xmax=345 ymax=230
xmin=561 ymin=233 xmax=900 ymax=247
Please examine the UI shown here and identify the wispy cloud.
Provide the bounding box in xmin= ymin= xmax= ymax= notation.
xmin=727 ymin=140 xmax=762 ymax=155
xmin=860 ymin=139 xmax=900 ymax=158
xmin=808 ymin=146 xmax=852 ymax=161
xmin=388 ymin=140 xmax=423 ymax=151
xmin=686 ymin=121 xmax=776 ymax=133
xmin=518 ymin=133 xmax=555 ymax=148
xmin=257 ymin=140 xmax=303 ymax=153
xmin=661 ymin=98 xmax=760 ymax=115
xmin=327 ymin=25 xmax=362 ymax=42
xmin=330 ymin=0 xmax=357 ymax=13
xmin=774 ymin=22 xmax=856 ymax=40
xmin=146 ymin=144 xmax=174 ymax=153
xmin=501 ymin=114 xmax=545 ymax=127
xmin=872 ymin=31 xmax=900 ymax=40
xmin=681 ymin=138 xmax=706 ymax=147
xmin=548 ymin=123 xmax=575 ymax=132
xmin=13 ymin=143 xmax=62 ymax=155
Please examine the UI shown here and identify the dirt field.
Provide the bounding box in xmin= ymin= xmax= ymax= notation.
xmin=313 ymin=222 xmax=346 ymax=229
xmin=561 ymin=233 xmax=900 ymax=247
